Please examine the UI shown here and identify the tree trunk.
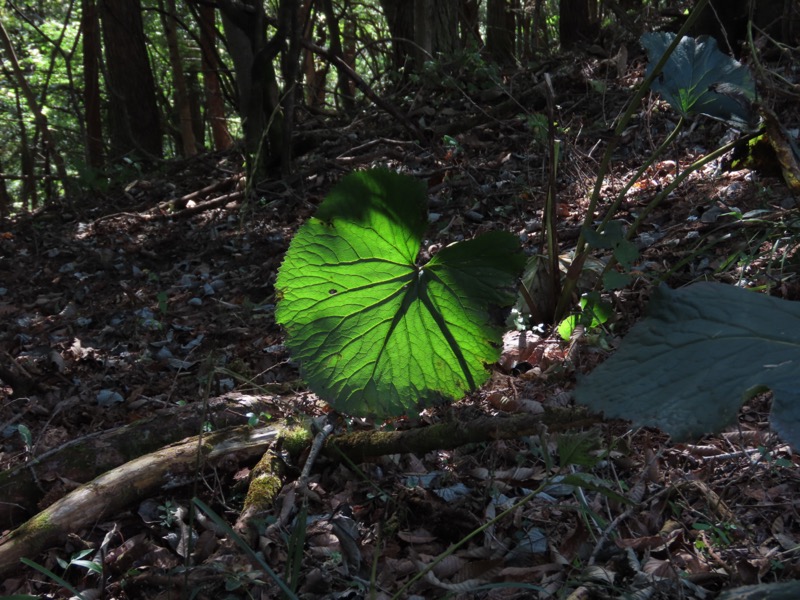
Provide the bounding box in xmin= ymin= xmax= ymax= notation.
xmin=458 ymin=0 xmax=483 ymax=48
xmin=196 ymin=4 xmax=233 ymax=151
xmin=218 ymin=0 xmax=284 ymax=179
xmin=380 ymin=0 xmax=415 ymax=73
xmin=0 ymin=20 xmax=70 ymax=195
xmin=160 ymin=0 xmax=198 ymax=157
xmin=99 ymin=0 xmax=162 ymax=159
xmin=320 ymin=0 xmax=355 ymax=112
xmin=279 ymin=0 xmax=303 ymax=176
xmin=429 ymin=0 xmax=459 ymax=58
xmin=187 ymin=69 xmax=205 ymax=147
xmin=381 ymin=0 xmax=459 ymax=72
xmin=486 ymin=0 xmax=516 ymax=64
xmin=0 ymin=157 xmax=11 ymax=218
xmin=302 ymin=0 xmax=326 ymax=109
xmin=81 ymin=0 xmax=104 ymax=168
xmin=559 ymin=0 xmax=594 ymax=49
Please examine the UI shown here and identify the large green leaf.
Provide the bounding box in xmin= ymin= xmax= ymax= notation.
xmin=641 ymin=32 xmax=755 ymax=128
xmin=275 ymin=169 xmax=525 ymax=418
xmin=574 ymin=283 xmax=800 ymax=448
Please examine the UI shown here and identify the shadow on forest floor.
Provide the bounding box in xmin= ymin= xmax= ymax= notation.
xmin=1 ymin=47 xmax=799 ymax=599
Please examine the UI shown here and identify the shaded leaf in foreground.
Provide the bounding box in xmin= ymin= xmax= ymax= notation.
xmin=574 ymin=283 xmax=800 ymax=448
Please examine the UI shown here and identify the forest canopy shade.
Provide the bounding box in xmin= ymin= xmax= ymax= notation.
xmin=275 ymin=169 xmax=525 ymax=418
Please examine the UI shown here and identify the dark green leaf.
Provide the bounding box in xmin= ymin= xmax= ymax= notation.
xmin=276 ymin=169 xmax=525 ymax=418
xmin=718 ymin=580 xmax=800 ymax=600
xmin=641 ymin=32 xmax=755 ymax=128
xmin=574 ymin=283 xmax=800 ymax=448
xmin=602 ymin=270 xmax=632 ymax=291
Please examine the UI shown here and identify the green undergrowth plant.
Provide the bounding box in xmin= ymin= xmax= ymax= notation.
xmin=193 ymin=498 xmax=298 ymax=599
xmin=19 ymin=556 xmax=93 ymax=600
xmin=504 ymin=0 xmax=800 ymax=450
xmin=516 ymin=0 xmax=764 ymax=334
xmin=275 ymin=168 xmax=525 ymax=418
xmin=574 ymin=282 xmax=800 ymax=449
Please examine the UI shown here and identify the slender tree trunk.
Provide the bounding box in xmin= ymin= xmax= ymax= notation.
xmin=301 ymin=1 xmax=326 ymax=109
xmin=0 ymin=158 xmax=11 ymax=218
xmin=559 ymin=0 xmax=594 ymax=49
xmin=532 ymin=0 xmax=545 ymax=52
xmin=458 ymin=0 xmax=482 ymax=48
xmin=486 ymin=0 xmax=516 ymax=64
xmin=320 ymin=0 xmax=354 ymax=112
xmin=280 ymin=0 xmax=303 ymax=176
xmin=196 ymin=4 xmax=233 ymax=151
xmin=99 ymin=0 xmax=163 ymax=159
xmin=160 ymin=0 xmax=198 ymax=156
xmin=82 ymin=0 xmax=104 ymax=167
xmin=218 ymin=0 xmax=284 ymax=178
xmin=0 ymin=20 xmax=70 ymax=197
xmin=187 ymin=69 xmax=205 ymax=147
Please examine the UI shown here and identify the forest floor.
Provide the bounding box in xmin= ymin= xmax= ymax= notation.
xmin=1 ymin=42 xmax=800 ymax=600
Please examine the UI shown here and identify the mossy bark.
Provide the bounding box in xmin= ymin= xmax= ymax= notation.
xmin=324 ymin=408 xmax=596 ymax=463
xmin=0 ymin=393 xmax=277 ymax=529
xmin=0 ymin=425 xmax=278 ymax=578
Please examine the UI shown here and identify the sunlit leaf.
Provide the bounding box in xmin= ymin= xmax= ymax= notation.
xmin=276 ymin=169 xmax=525 ymax=418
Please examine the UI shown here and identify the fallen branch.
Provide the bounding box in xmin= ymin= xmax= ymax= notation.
xmin=148 ymin=190 xmax=245 ymax=221
xmin=324 ymin=412 xmax=549 ymax=463
xmin=0 ymin=424 xmax=278 ymax=577
xmin=0 ymin=405 xmax=597 ymax=579
xmin=0 ymin=392 xmax=279 ymax=529
xmin=325 ymin=406 xmax=599 ymax=463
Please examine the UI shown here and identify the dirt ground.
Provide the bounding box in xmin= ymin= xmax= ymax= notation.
xmin=1 ymin=41 xmax=799 ymax=599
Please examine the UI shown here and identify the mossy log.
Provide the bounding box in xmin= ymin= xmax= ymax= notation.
xmin=0 ymin=424 xmax=278 ymax=578
xmin=324 ymin=407 xmax=597 ymax=463
xmin=0 ymin=405 xmax=596 ymax=579
xmin=0 ymin=393 xmax=278 ymax=529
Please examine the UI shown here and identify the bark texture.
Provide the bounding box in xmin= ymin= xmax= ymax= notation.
xmin=99 ymin=0 xmax=163 ymax=158
xmin=0 ymin=393 xmax=278 ymax=529
xmin=0 ymin=425 xmax=278 ymax=578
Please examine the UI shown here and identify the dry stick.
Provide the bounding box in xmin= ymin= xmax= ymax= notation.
xmin=91 ymin=177 xmax=240 ymax=225
xmin=301 ymin=39 xmax=428 ymax=144
xmin=149 ymin=190 xmax=245 ymax=220
xmin=175 ymin=176 xmax=239 ymax=205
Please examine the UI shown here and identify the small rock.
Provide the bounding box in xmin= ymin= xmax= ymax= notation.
xmin=97 ymin=389 xmax=125 ymax=407
xmin=465 ymin=210 xmax=484 ymax=223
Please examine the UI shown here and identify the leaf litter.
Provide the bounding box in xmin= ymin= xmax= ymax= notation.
xmin=0 ymin=48 xmax=799 ymax=600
